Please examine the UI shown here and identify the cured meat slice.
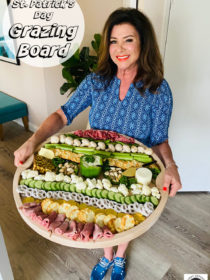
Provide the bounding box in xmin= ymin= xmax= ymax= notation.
xmin=63 ymin=220 xmax=77 ymax=239
xmin=73 ymin=129 xmax=135 ymax=144
xmin=35 ymin=213 xmax=48 ymax=224
xmin=54 ymin=213 xmax=66 ymax=222
xmin=49 ymin=213 xmax=66 ymax=231
xmin=103 ymin=226 xmax=114 ymax=239
xmin=72 ymin=222 xmax=84 ymax=240
xmin=93 ymin=223 xmax=103 ymax=241
xmin=80 ymin=222 xmax=94 ymax=242
xmin=42 ymin=211 xmax=57 ymax=229
xmin=21 ymin=202 xmax=40 ymax=209
xmin=54 ymin=219 xmax=69 ymax=235
xmin=22 ymin=205 xmax=42 ymax=217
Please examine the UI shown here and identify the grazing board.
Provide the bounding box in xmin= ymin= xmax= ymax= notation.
xmin=13 ymin=130 xmax=168 ymax=248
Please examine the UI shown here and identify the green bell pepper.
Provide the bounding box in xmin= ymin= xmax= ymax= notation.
xmin=80 ymin=155 xmax=103 ymax=178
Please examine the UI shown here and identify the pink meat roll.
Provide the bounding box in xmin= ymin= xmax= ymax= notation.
xmin=80 ymin=222 xmax=94 ymax=242
xmin=54 ymin=220 xmax=69 ymax=235
xmin=93 ymin=224 xmax=103 ymax=241
xmin=49 ymin=213 xmax=66 ymax=232
xmin=72 ymin=222 xmax=85 ymax=240
xmin=103 ymin=226 xmax=114 ymax=239
xmin=35 ymin=213 xmax=48 ymax=224
xmin=63 ymin=220 xmax=77 ymax=239
xmin=55 ymin=213 xmax=66 ymax=222
xmin=22 ymin=205 xmax=42 ymax=217
xmin=42 ymin=211 xmax=57 ymax=229
xmin=20 ymin=202 xmax=40 ymax=209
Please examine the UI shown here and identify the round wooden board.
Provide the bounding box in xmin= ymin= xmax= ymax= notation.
xmin=13 ymin=133 xmax=168 ymax=248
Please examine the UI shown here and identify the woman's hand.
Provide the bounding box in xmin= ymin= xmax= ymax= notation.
xmin=14 ymin=138 xmax=36 ymax=167
xmin=163 ymin=165 xmax=182 ymax=197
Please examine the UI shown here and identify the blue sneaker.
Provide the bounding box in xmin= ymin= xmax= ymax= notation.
xmin=90 ymin=256 xmax=114 ymax=280
xmin=111 ymin=257 xmax=126 ymax=280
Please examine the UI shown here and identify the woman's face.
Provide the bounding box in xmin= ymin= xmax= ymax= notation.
xmin=109 ymin=23 xmax=140 ymax=73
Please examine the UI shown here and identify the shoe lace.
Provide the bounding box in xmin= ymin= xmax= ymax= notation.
xmin=114 ymin=258 xmax=126 ymax=268
xmin=99 ymin=258 xmax=111 ymax=268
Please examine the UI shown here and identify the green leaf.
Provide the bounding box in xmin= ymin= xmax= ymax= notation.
xmin=62 ymin=68 xmax=74 ymax=82
xmin=91 ymin=33 xmax=101 ymax=54
xmin=61 ymin=49 xmax=80 ymax=67
xmin=80 ymin=47 xmax=90 ymax=61
xmin=60 ymin=83 xmax=71 ymax=95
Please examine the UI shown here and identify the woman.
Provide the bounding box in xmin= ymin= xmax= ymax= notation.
xmin=14 ymin=8 xmax=182 ymax=280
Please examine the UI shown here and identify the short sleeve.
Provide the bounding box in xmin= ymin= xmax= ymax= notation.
xmin=61 ymin=74 xmax=93 ymax=125
xmin=149 ymin=79 xmax=173 ymax=146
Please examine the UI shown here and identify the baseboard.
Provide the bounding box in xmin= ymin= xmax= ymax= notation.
xmin=13 ymin=119 xmax=38 ymax=132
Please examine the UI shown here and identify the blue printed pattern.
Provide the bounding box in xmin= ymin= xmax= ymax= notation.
xmin=61 ymin=73 xmax=173 ymax=147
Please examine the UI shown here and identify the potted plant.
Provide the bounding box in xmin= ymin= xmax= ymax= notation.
xmin=60 ymin=33 xmax=101 ymax=96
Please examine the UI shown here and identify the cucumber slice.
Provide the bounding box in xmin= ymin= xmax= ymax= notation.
xmin=101 ymin=189 xmax=108 ymax=199
xmin=19 ymin=179 xmax=26 ymax=185
xmin=64 ymin=183 xmax=70 ymax=192
xmin=150 ymin=196 xmax=159 ymax=206
xmin=91 ymin=188 xmax=97 ymax=197
xmin=56 ymin=182 xmax=62 ymax=191
xmin=141 ymin=195 xmax=147 ymax=203
xmin=24 ymin=178 xmax=33 ymax=186
xmin=135 ymin=194 xmax=142 ymax=203
xmin=120 ymin=196 xmax=125 ymax=204
xmin=29 ymin=180 xmax=36 ymax=188
xmin=75 ymin=187 xmax=82 ymax=193
xmin=96 ymin=189 xmax=102 ymax=199
xmin=130 ymin=195 xmax=137 ymax=203
xmin=51 ymin=182 xmax=57 ymax=191
xmin=70 ymin=184 xmax=76 ymax=192
xmin=81 ymin=188 xmax=86 ymax=195
xmin=60 ymin=182 xmax=66 ymax=191
xmin=125 ymin=196 xmax=132 ymax=204
xmin=114 ymin=192 xmax=123 ymax=203
xmin=44 ymin=181 xmax=52 ymax=191
xmin=86 ymin=188 xmax=93 ymax=197
xmin=34 ymin=180 xmax=44 ymax=189
xmin=145 ymin=196 xmax=150 ymax=202
xmin=108 ymin=191 xmax=115 ymax=201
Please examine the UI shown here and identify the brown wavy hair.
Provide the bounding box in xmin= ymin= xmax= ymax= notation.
xmin=96 ymin=8 xmax=163 ymax=94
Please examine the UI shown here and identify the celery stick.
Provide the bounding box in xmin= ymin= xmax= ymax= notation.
xmin=55 ymin=144 xmax=74 ymax=151
xmin=45 ymin=143 xmax=56 ymax=149
xmin=94 ymin=150 xmax=111 ymax=157
xmin=111 ymin=154 xmax=133 ymax=161
xmin=133 ymin=156 xmax=152 ymax=163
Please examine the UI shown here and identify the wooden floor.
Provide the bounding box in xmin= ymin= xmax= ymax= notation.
xmin=0 ymin=122 xmax=209 ymax=280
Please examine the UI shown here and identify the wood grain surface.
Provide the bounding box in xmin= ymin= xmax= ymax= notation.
xmin=0 ymin=122 xmax=209 ymax=280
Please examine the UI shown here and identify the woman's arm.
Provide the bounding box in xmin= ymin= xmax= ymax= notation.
xmin=14 ymin=108 xmax=67 ymax=167
xmin=152 ymin=140 xmax=182 ymax=197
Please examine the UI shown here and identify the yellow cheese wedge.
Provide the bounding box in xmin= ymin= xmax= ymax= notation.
xmin=38 ymin=148 xmax=55 ymax=159
xmin=122 ymin=167 xmax=136 ymax=177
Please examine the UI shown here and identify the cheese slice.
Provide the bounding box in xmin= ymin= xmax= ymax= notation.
xmin=38 ymin=148 xmax=55 ymax=159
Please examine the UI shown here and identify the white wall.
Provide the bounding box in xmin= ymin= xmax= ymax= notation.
xmin=0 ymin=0 xmax=124 ymax=133
xmin=138 ymin=0 xmax=168 ymax=57
xmin=164 ymin=0 xmax=210 ymax=191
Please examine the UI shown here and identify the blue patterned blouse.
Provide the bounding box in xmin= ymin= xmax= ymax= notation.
xmin=61 ymin=73 xmax=173 ymax=147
